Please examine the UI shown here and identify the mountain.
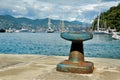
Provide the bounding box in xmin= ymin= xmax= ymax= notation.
xmin=92 ymin=3 xmax=120 ymax=31
xmin=0 ymin=15 xmax=90 ymax=31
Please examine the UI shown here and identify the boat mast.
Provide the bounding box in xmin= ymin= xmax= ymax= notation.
xmin=97 ymin=13 xmax=100 ymax=31
xmin=97 ymin=0 xmax=102 ymax=31
xmin=61 ymin=16 xmax=64 ymax=30
xmin=48 ymin=16 xmax=51 ymax=29
xmin=60 ymin=11 xmax=66 ymax=32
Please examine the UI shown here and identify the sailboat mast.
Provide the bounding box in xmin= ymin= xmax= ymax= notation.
xmin=48 ymin=16 xmax=51 ymax=29
xmin=97 ymin=14 xmax=100 ymax=31
xmin=60 ymin=14 xmax=66 ymax=32
xmin=61 ymin=19 xmax=64 ymax=28
xmin=97 ymin=0 xmax=102 ymax=31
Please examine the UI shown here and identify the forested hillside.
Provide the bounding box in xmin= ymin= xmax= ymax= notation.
xmin=92 ymin=3 xmax=120 ymax=31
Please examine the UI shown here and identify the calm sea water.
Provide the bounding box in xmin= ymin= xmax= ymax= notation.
xmin=0 ymin=33 xmax=120 ymax=59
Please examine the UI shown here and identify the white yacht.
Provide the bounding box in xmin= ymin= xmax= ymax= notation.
xmin=59 ymin=17 xmax=68 ymax=33
xmin=94 ymin=15 xmax=105 ymax=34
xmin=112 ymin=32 xmax=120 ymax=40
xmin=6 ymin=28 xmax=14 ymax=33
xmin=15 ymin=28 xmax=29 ymax=33
xmin=20 ymin=28 xmax=29 ymax=32
xmin=46 ymin=17 xmax=54 ymax=33
xmin=31 ymin=29 xmax=36 ymax=33
xmin=93 ymin=2 xmax=105 ymax=34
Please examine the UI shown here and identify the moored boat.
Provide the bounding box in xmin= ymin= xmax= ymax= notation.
xmin=46 ymin=17 xmax=54 ymax=33
xmin=0 ymin=28 xmax=6 ymax=33
xmin=15 ymin=28 xmax=29 ymax=33
xmin=112 ymin=32 xmax=120 ymax=40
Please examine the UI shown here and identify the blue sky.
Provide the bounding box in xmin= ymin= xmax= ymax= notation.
xmin=0 ymin=0 xmax=120 ymax=23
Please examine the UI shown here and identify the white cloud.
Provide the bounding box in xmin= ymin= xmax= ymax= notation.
xmin=79 ymin=4 xmax=98 ymax=11
xmin=0 ymin=0 xmax=120 ymax=23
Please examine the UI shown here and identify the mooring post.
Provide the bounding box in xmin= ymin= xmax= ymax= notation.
xmin=69 ymin=41 xmax=84 ymax=63
xmin=57 ymin=32 xmax=94 ymax=74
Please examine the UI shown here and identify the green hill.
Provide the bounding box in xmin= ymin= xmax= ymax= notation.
xmin=0 ymin=15 xmax=90 ymax=31
xmin=92 ymin=3 xmax=120 ymax=31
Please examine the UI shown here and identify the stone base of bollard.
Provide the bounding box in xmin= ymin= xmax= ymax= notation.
xmin=57 ymin=60 xmax=94 ymax=74
xmin=57 ymin=32 xmax=94 ymax=74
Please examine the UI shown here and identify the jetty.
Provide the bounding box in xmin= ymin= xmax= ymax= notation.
xmin=0 ymin=54 xmax=120 ymax=80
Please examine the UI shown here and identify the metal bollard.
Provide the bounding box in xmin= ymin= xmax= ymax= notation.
xmin=56 ymin=32 xmax=94 ymax=74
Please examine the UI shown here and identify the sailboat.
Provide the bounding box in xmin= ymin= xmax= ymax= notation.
xmin=7 ymin=28 xmax=13 ymax=33
xmin=59 ymin=18 xmax=68 ymax=33
xmin=94 ymin=1 xmax=105 ymax=34
xmin=46 ymin=17 xmax=54 ymax=33
xmin=94 ymin=15 xmax=105 ymax=34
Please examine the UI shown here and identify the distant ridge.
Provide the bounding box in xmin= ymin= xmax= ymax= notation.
xmin=0 ymin=15 xmax=90 ymax=31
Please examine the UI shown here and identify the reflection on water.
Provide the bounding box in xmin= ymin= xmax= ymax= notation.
xmin=85 ymin=34 xmax=120 ymax=59
xmin=0 ymin=33 xmax=120 ymax=59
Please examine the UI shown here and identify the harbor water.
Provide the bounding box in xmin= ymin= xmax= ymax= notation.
xmin=0 ymin=33 xmax=120 ymax=59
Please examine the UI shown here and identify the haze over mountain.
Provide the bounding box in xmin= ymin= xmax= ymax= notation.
xmin=0 ymin=15 xmax=90 ymax=31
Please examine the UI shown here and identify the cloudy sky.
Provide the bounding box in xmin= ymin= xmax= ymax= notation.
xmin=0 ymin=0 xmax=120 ymax=23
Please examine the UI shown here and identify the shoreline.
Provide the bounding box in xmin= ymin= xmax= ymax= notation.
xmin=0 ymin=54 xmax=120 ymax=80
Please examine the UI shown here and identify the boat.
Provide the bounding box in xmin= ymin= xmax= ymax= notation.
xmin=112 ymin=32 xmax=120 ymax=40
xmin=94 ymin=30 xmax=105 ymax=34
xmin=104 ymin=27 xmax=116 ymax=34
xmin=93 ymin=15 xmax=105 ymax=34
xmin=104 ymin=29 xmax=115 ymax=34
xmin=31 ymin=29 xmax=36 ymax=33
xmin=93 ymin=3 xmax=106 ymax=34
xmin=15 ymin=30 xmax=20 ymax=33
xmin=46 ymin=27 xmax=54 ymax=33
xmin=15 ymin=28 xmax=29 ymax=33
xmin=59 ymin=18 xmax=68 ymax=33
xmin=46 ymin=17 xmax=54 ymax=33
xmin=6 ymin=28 xmax=14 ymax=33
xmin=0 ymin=28 xmax=6 ymax=33
xmin=20 ymin=28 xmax=29 ymax=32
